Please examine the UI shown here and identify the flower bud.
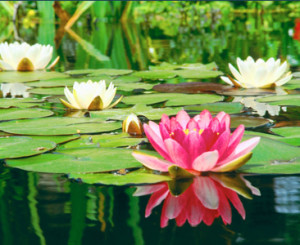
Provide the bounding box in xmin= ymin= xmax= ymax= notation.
xmin=122 ymin=113 xmax=143 ymax=136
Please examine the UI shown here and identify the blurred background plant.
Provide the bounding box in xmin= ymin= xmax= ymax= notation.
xmin=1 ymin=1 xmax=300 ymax=71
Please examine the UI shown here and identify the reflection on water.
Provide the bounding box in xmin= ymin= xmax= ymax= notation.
xmin=0 ymin=83 xmax=30 ymax=98
xmin=134 ymin=173 xmax=260 ymax=228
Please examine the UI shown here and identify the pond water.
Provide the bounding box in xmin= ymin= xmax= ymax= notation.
xmin=1 ymin=12 xmax=300 ymax=245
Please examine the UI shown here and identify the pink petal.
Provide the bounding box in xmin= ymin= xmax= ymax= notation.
xmin=193 ymin=176 xmax=219 ymax=209
xmin=170 ymin=117 xmax=182 ymax=132
xmin=175 ymin=110 xmax=190 ymax=128
xmin=224 ymin=188 xmax=245 ymax=219
xmin=144 ymin=124 xmax=171 ymax=161
xmin=216 ymin=185 xmax=232 ymax=224
xmin=194 ymin=110 xmax=212 ymax=128
xmin=164 ymin=194 xmax=186 ymax=219
xmin=164 ymin=138 xmax=190 ymax=169
xmin=159 ymin=122 xmax=171 ymax=140
xmin=145 ymin=187 xmax=169 ymax=217
xmin=187 ymin=118 xmax=199 ymax=131
xmin=224 ymin=124 xmax=245 ymax=159
xmin=192 ymin=150 xmax=219 ymax=172
xmin=209 ymin=117 xmax=221 ymax=133
xmin=132 ymin=152 xmax=172 ymax=172
xmin=161 ymin=114 xmax=170 ymax=130
xmin=218 ymin=137 xmax=260 ymax=166
xmin=210 ymin=130 xmax=230 ymax=158
xmin=184 ymin=131 xmax=206 ymax=162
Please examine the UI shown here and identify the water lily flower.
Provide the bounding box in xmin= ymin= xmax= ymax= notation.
xmin=220 ymin=57 xmax=292 ymax=88
xmin=134 ymin=173 xmax=260 ymax=227
xmin=122 ymin=113 xmax=143 ymax=136
xmin=60 ymin=80 xmax=123 ymax=110
xmin=0 ymin=42 xmax=58 ymax=71
xmin=132 ymin=110 xmax=260 ymax=174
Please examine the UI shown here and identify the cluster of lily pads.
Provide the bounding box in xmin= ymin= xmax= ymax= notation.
xmin=0 ymin=42 xmax=300 ymax=187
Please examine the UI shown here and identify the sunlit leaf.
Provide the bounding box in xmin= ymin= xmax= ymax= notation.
xmin=0 ymin=71 xmax=68 ymax=83
xmin=0 ymin=137 xmax=56 ymax=159
xmin=0 ymin=98 xmax=44 ymax=108
xmin=185 ymin=102 xmax=243 ymax=114
xmin=0 ymin=108 xmax=53 ymax=121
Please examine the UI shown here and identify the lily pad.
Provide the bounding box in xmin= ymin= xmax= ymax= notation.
xmin=61 ymin=133 xmax=145 ymax=148
xmin=0 ymin=98 xmax=44 ymax=108
xmin=173 ymin=69 xmax=223 ymax=79
xmin=0 ymin=136 xmax=56 ymax=159
xmin=149 ymin=62 xmax=218 ymax=71
xmin=240 ymin=136 xmax=300 ymax=174
xmin=69 ymin=169 xmax=171 ymax=185
xmin=115 ymin=82 xmax=155 ymax=92
xmin=185 ymin=102 xmax=243 ymax=114
xmin=5 ymin=147 xmax=142 ymax=173
xmin=231 ymin=116 xmax=271 ymax=129
xmin=153 ymin=82 xmax=231 ymax=94
xmin=0 ymin=71 xmax=68 ymax=83
xmin=113 ymin=75 xmax=142 ymax=83
xmin=90 ymin=104 xmax=182 ymax=120
xmin=0 ymin=117 xmax=121 ymax=135
xmin=28 ymin=87 xmax=69 ymax=95
xmin=122 ymin=93 xmax=223 ymax=106
xmin=32 ymin=135 xmax=80 ymax=144
xmin=257 ymin=94 xmax=300 ymax=106
xmin=0 ymin=108 xmax=53 ymax=121
xmin=222 ymin=88 xmax=277 ymax=97
xmin=282 ymin=79 xmax=300 ymax=90
xmin=88 ymin=69 xmax=133 ymax=76
xmin=26 ymin=75 xmax=112 ymax=88
xmin=132 ymin=70 xmax=177 ymax=80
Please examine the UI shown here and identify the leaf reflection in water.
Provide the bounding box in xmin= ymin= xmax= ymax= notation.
xmin=133 ymin=173 xmax=260 ymax=228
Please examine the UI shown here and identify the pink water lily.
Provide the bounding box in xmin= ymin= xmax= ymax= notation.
xmin=134 ymin=174 xmax=260 ymax=227
xmin=132 ymin=110 xmax=260 ymax=174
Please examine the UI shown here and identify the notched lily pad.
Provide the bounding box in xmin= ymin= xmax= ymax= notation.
xmin=0 ymin=117 xmax=121 ymax=135
xmin=133 ymin=70 xmax=177 ymax=80
xmin=185 ymin=102 xmax=243 ymax=114
xmin=6 ymin=147 xmax=142 ymax=173
xmin=122 ymin=93 xmax=223 ymax=106
xmin=231 ymin=115 xmax=271 ymax=129
xmin=69 ymin=169 xmax=171 ymax=185
xmin=257 ymin=94 xmax=300 ymax=106
xmin=0 ymin=136 xmax=56 ymax=159
xmin=0 ymin=71 xmax=68 ymax=83
xmin=0 ymin=108 xmax=53 ymax=121
xmin=153 ymin=82 xmax=231 ymax=94
xmin=0 ymin=98 xmax=44 ymax=108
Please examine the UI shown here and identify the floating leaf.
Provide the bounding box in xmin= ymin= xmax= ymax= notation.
xmin=88 ymin=69 xmax=133 ymax=76
xmin=0 ymin=136 xmax=56 ymax=159
xmin=0 ymin=71 xmax=68 ymax=83
xmin=149 ymin=62 xmax=218 ymax=71
xmin=185 ymin=102 xmax=243 ymax=114
xmin=240 ymin=136 xmax=300 ymax=174
xmin=29 ymin=87 xmax=69 ymax=95
xmin=113 ymin=75 xmax=142 ymax=83
xmin=0 ymin=108 xmax=53 ymax=121
xmin=173 ymin=69 xmax=223 ymax=79
xmin=0 ymin=117 xmax=120 ymax=135
xmin=257 ymin=94 xmax=300 ymax=106
xmin=282 ymin=79 xmax=300 ymax=90
xmin=69 ymin=169 xmax=171 ymax=185
xmin=222 ymin=88 xmax=277 ymax=96
xmin=133 ymin=70 xmax=177 ymax=80
xmin=153 ymin=82 xmax=231 ymax=94
xmin=61 ymin=133 xmax=145 ymax=148
xmin=116 ymin=82 xmax=155 ymax=92
xmin=0 ymin=98 xmax=44 ymax=108
xmin=90 ymin=104 xmax=182 ymax=120
xmin=6 ymin=147 xmax=142 ymax=173
xmin=231 ymin=116 xmax=271 ymax=129
xmin=122 ymin=93 xmax=223 ymax=106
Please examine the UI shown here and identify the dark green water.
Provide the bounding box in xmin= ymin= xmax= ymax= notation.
xmin=1 ymin=12 xmax=300 ymax=245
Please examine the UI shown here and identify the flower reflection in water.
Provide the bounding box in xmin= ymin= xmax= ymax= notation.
xmin=134 ymin=173 xmax=260 ymax=228
xmin=1 ymin=83 xmax=30 ymax=98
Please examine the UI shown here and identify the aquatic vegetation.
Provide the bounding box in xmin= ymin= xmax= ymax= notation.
xmin=122 ymin=113 xmax=143 ymax=136
xmin=132 ymin=110 xmax=260 ymax=174
xmin=221 ymin=57 xmax=292 ymax=88
xmin=134 ymin=173 xmax=260 ymax=227
xmin=60 ymin=80 xmax=123 ymax=110
xmin=0 ymin=42 xmax=57 ymax=71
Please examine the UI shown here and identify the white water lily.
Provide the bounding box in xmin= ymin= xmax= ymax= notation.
xmin=0 ymin=42 xmax=58 ymax=71
xmin=221 ymin=57 xmax=292 ymax=88
xmin=60 ymin=80 xmax=123 ymax=110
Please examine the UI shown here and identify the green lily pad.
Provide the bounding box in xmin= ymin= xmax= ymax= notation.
xmin=88 ymin=69 xmax=133 ymax=77
xmin=149 ymin=62 xmax=218 ymax=71
xmin=5 ymin=147 xmax=142 ymax=173
xmin=90 ymin=104 xmax=182 ymax=120
xmin=132 ymin=70 xmax=177 ymax=80
xmin=32 ymin=135 xmax=80 ymax=144
xmin=282 ymin=79 xmax=300 ymax=90
xmin=69 ymin=169 xmax=171 ymax=185
xmin=113 ymin=75 xmax=142 ymax=83
xmin=122 ymin=93 xmax=223 ymax=106
xmin=0 ymin=117 xmax=121 ymax=135
xmin=231 ymin=116 xmax=271 ymax=129
xmin=26 ymin=75 xmax=112 ymax=88
xmin=0 ymin=98 xmax=44 ymax=108
xmin=269 ymin=127 xmax=300 ymax=146
xmin=61 ymin=133 xmax=145 ymax=148
xmin=240 ymin=136 xmax=300 ymax=174
xmin=257 ymin=94 xmax=300 ymax=106
xmin=116 ymin=82 xmax=155 ymax=92
xmin=0 ymin=136 xmax=56 ymax=159
xmin=173 ymin=69 xmax=223 ymax=79
xmin=0 ymin=71 xmax=68 ymax=83
xmin=185 ymin=102 xmax=243 ymax=114
xmin=28 ymin=87 xmax=69 ymax=95
xmin=0 ymin=108 xmax=53 ymax=121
